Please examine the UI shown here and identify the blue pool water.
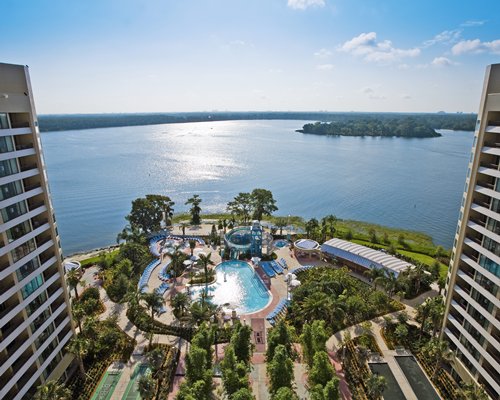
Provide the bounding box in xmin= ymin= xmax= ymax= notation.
xmin=274 ymin=239 xmax=289 ymax=248
xmin=191 ymin=260 xmax=270 ymax=314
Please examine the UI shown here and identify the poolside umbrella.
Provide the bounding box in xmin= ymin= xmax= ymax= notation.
xmin=251 ymin=257 xmax=261 ymax=264
xmin=286 ymin=273 xmax=296 ymax=282
xmin=289 ymin=279 xmax=301 ymax=288
xmin=190 ymin=255 xmax=199 ymax=262
xmin=183 ymin=260 xmax=193 ymax=267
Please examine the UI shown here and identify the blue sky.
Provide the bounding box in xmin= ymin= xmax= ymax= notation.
xmin=2 ymin=0 xmax=500 ymax=114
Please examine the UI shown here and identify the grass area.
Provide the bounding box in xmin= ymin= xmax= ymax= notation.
xmin=397 ymin=250 xmax=447 ymax=278
xmin=80 ymin=249 xmax=119 ymax=268
xmin=351 ymin=238 xmax=447 ymax=277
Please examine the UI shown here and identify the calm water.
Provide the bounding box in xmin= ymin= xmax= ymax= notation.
xmin=190 ymin=260 xmax=270 ymax=314
xmin=40 ymin=120 xmax=473 ymax=254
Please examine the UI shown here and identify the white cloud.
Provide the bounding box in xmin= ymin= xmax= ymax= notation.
xmin=316 ymin=63 xmax=334 ymax=70
xmin=402 ymin=94 xmax=412 ymax=100
xmin=362 ymin=87 xmax=374 ymax=94
xmin=423 ymin=30 xmax=462 ymax=47
xmin=229 ymin=40 xmax=246 ymax=46
xmin=431 ymin=57 xmax=455 ymax=67
xmin=314 ymin=48 xmax=333 ymax=58
xmin=461 ymin=20 xmax=486 ymax=27
xmin=452 ymin=38 xmax=500 ymax=55
xmin=339 ymin=32 xmax=420 ymax=63
xmin=287 ymin=0 xmax=325 ymax=10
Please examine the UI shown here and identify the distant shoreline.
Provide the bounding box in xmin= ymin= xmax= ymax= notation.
xmin=38 ymin=111 xmax=476 ymax=133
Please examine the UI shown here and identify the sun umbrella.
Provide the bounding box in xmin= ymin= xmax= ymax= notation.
xmin=183 ymin=260 xmax=192 ymax=266
xmin=289 ymin=279 xmax=301 ymax=288
xmin=251 ymin=257 xmax=261 ymax=264
xmin=190 ymin=255 xmax=199 ymax=261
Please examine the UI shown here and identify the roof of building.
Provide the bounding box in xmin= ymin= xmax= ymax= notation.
xmin=321 ymin=238 xmax=414 ymax=276
xmin=294 ymin=238 xmax=320 ymax=251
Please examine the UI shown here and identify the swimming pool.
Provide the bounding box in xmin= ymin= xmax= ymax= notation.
xmin=122 ymin=364 xmax=151 ymax=400
xmin=274 ymin=239 xmax=289 ymax=248
xmin=395 ymin=356 xmax=440 ymax=400
xmin=191 ymin=260 xmax=271 ymax=314
xmin=369 ymin=363 xmax=406 ymax=400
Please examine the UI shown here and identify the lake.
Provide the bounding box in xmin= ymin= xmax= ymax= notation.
xmin=40 ymin=120 xmax=473 ymax=255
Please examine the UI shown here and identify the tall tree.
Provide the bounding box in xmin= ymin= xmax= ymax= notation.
xmin=423 ymin=339 xmax=453 ymax=379
xmin=66 ymin=268 xmax=82 ymax=300
xmin=170 ymin=292 xmax=191 ymax=319
xmin=272 ymin=387 xmax=299 ymax=400
xmin=309 ymin=351 xmax=335 ymax=387
xmin=227 ymin=192 xmax=253 ymax=224
xmin=365 ymin=375 xmax=386 ymax=399
xmin=197 ymin=252 xmax=215 ymax=289
xmin=305 ymin=218 xmax=319 ymax=239
xmin=67 ymin=336 xmax=90 ymax=375
xmin=126 ymin=194 xmax=175 ymax=233
xmin=231 ymin=323 xmax=253 ymax=365
xmin=250 ymin=188 xmax=278 ymax=220
xmin=460 ymin=383 xmax=490 ymax=400
xmin=364 ymin=266 xmax=386 ymax=290
xmin=267 ymin=345 xmax=294 ymax=394
xmin=34 ymin=380 xmax=71 ymax=400
xmin=138 ymin=374 xmax=156 ymax=400
xmin=186 ymin=195 xmax=202 ymax=225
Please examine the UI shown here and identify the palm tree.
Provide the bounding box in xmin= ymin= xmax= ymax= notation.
xmin=189 ymin=239 xmax=197 ymax=256
xmin=460 ymin=383 xmax=490 ymax=400
xmin=423 ymin=339 xmax=453 ymax=379
xmin=170 ymin=292 xmax=191 ymax=319
xmin=66 ymin=269 xmax=82 ymax=300
xmin=71 ymin=302 xmax=85 ymax=332
xmin=180 ymin=222 xmax=189 ymax=237
xmin=383 ymin=271 xmax=399 ymax=297
xmin=125 ymin=284 xmax=144 ymax=310
xmin=116 ymin=224 xmax=145 ymax=244
xmin=416 ymin=298 xmax=434 ymax=339
xmin=169 ymin=245 xmax=188 ymax=279
xmin=197 ymin=252 xmax=215 ymax=289
xmin=364 ymin=266 xmax=386 ymax=290
xmin=34 ymin=380 xmax=71 ymax=400
xmin=366 ymin=374 xmax=386 ymax=399
xmin=429 ymin=297 xmax=445 ymax=337
xmin=138 ymin=374 xmax=155 ymax=400
xmin=275 ymin=218 xmax=287 ymax=236
xmin=141 ymin=291 xmax=164 ymax=323
xmin=67 ymin=336 xmax=90 ymax=375
xmin=301 ymin=292 xmax=332 ymax=323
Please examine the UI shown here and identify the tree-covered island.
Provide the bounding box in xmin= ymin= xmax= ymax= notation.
xmin=297 ymin=113 xmax=476 ymax=138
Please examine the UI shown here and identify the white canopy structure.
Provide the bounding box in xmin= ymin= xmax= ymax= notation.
xmin=321 ymin=238 xmax=414 ymax=276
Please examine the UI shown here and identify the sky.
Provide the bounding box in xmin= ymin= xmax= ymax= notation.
xmin=2 ymin=0 xmax=500 ymax=114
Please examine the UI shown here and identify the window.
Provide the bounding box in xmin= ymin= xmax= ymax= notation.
xmin=478 ymin=254 xmax=500 ymax=278
xmin=26 ymin=291 xmax=48 ymax=316
xmin=10 ymin=238 xmax=36 ymax=262
xmin=34 ymin=323 xmax=55 ymax=349
xmin=474 ymin=270 xmax=498 ymax=296
xmin=0 ymin=158 xmax=18 ymax=178
xmin=21 ymin=273 xmax=44 ymax=299
xmin=1 ymin=199 xmax=27 ymax=222
xmin=482 ymin=237 xmax=500 ymax=257
xmin=6 ymin=220 xmax=32 ymax=242
xmin=0 ymin=136 xmax=14 ymax=153
xmin=30 ymin=307 xmax=51 ymax=332
xmin=0 ymin=113 xmax=9 ymax=129
xmin=16 ymin=257 xmax=40 ymax=281
xmin=470 ymin=287 xmax=494 ymax=313
xmin=0 ymin=180 xmax=23 ymax=201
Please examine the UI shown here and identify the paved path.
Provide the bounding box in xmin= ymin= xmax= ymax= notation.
xmin=250 ymin=353 xmax=269 ymax=400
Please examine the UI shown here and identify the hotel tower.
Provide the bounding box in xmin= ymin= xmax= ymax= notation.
xmin=443 ymin=63 xmax=500 ymax=399
xmin=0 ymin=63 xmax=74 ymax=399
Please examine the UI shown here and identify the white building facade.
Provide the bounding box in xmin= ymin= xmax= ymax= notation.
xmin=443 ymin=64 xmax=500 ymax=399
xmin=0 ymin=63 xmax=74 ymax=399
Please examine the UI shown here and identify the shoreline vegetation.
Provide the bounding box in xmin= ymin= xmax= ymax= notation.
xmin=296 ymin=113 xmax=475 ymax=138
xmin=38 ymin=111 xmax=475 ymax=133
xmin=73 ymin=212 xmax=448 ymax=278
